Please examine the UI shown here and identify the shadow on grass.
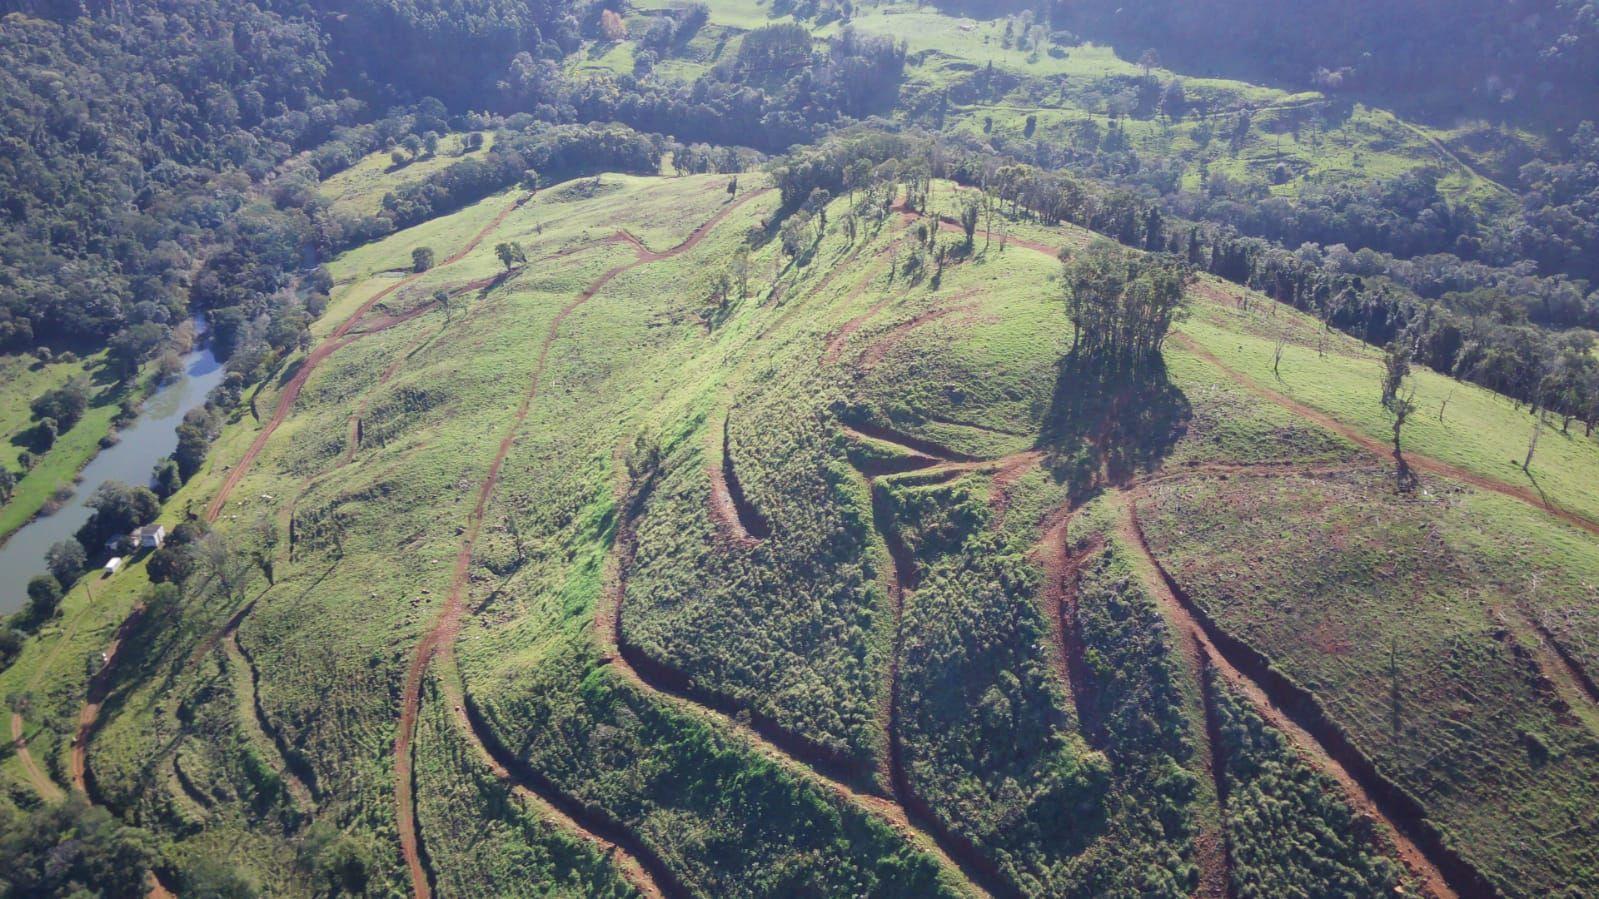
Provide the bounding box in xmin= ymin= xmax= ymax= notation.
xmin=1039 ymin=351 xmax=1191 ymax=497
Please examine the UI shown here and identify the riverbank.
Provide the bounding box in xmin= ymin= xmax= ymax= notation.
xmin=0 ymin=335 xmax=224 ymax=614
xmin=0 ymin=360 xmax=151 ymax=550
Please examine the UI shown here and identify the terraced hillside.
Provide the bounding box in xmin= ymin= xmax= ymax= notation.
xmin=3 ymin=167 xmax=1598 ymax=898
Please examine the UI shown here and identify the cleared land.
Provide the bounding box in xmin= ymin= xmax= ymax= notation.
xmin=3 ymin=165 xmax=1594 ymax=899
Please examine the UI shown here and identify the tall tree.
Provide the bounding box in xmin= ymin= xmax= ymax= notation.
xmin=1381 ymin=342 xmax=1419 ymax=490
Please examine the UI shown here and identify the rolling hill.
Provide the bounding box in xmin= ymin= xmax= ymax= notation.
xmin=3 ymin=157 xmax=1597 ymax=897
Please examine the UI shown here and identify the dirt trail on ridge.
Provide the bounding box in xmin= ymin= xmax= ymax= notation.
xmin=206 ymin=192 xmax=530 ymax=523
xmin=394 ymin=188 xmax=769 ymax=899
xmin=1171 ymin=333 xmax=1599 ymax=539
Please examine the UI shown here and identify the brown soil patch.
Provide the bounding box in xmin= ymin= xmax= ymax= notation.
xmin=71 ymin=603 xmax=149 ymax=796
xmin=706 ymin=417 xmax=771 ymax=546
xmin=856 ymin=300 xmax=981 ymax=372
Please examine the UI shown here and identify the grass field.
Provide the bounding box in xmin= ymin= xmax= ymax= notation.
xmin=319 ymin=132 xmax=497 ymax=219
xmin=2 ymin=158 xmax=1595 ymax=897
xmin=0 ymin=349 xmax=138 ymax=543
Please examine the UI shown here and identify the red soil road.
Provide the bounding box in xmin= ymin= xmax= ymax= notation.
xmin=223 ymin=624 xmax=316 ymax=810
xmin=70 ymin=603 xmax=149 ymax=796
xmin=205 ymin=192 xmax=531 ymax=523
xmin=758 ymin=217 xmax=914 ymax=344
xmin=394 ymin=188 xmax=771 ymax=898
xmin=1031 ymin=505 xmax=1225 ymax=899
xmin=9 ymin=712 xmax=61 ymax=803
xmin=9 ymin=599 xmax=88 ymax=802
xmin=857 ymin=462 xmax=1019 ymax=899
xmin=706 ymin=416 xmax=770 ymax=547
xmin=1030 ymin=523 xmax=1103 ymax=735
xmin=856 ymin=301 xmax=981 ymax=372
xmin=1115 ymin=491 xmax=1466 ymax=899
xmin=1522 ymin=610 xmax=1599 ymax=710
xmin=926 ymin=213 xmax=1067 ymax=258
xmin=433 ymin=646 xmax=670 ymax=899
xmin=1174 ymin=334 xmax=1599 ymax=539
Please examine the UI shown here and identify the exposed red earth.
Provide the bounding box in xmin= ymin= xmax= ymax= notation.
xmin=1118 ymin=490 xmax=1478 ymax=899
xmin=395 ymin=187 xmax=771 ymax=897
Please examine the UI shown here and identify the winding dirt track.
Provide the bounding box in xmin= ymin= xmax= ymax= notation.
xmin=706 ymin=416 xmax=770 ymax=546
xmin=595 ymin=456 xmax=997 ymax=899
xmin=394 ymin=188 xmax=770 ymax=898
xmin=843 ymin=424 xmax=1057 ymax=898
xmin=1171 ymin=333 xmax=1599 ymax=539
xmin=1116 ymin=490 xmax=1479 ymax=899
xmin=222 ymin=615 xmax=316 ymax=810
xmin=433 ymin=647 xmax=673 ymax=899
xmin=205 ymin=192 xmax=532 ymax=523
xmin=70 ymin=603 xmax=147 ymax=796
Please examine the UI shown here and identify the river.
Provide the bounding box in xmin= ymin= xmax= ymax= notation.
xmin=0 ymin=330 xmax=225 ymax=614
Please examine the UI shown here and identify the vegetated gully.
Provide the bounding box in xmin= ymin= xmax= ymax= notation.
xmin=603 ymin=420 xmax=1019 ymax=899
xmin=827 ymin=208 xmax=1498 ymax=897
xmin=395 ymin=187 xmax=772 ymax=899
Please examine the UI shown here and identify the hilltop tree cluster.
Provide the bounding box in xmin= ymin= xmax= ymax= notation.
xmin=1061 ymin=243 xmax=1192 ymax=367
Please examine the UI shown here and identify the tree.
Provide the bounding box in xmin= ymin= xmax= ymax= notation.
xmin=197 ymin=532 xmax=255 ymax=606
xmin=434 ymin=289 xmax=453 ymax=323
xmin=780 ymin=212 xmax=813 ymax=260
xmin=423 ymin=131 xmax=440 ymax=157
xmin=26 ymin=575 xmax=63 ymax=621
xmin=732 ymin=246 xmax=751 ymax=298
xmin=1139 ymin=48 xmax=1160 ymax=76
xmin=0 ymin=466 xmax=13 ymax=503
xmin=77 ymin=481 xmax=160 ymax=552
xmin=1381 ymin=342 xmax=1419 ymax=490
xmin=495 ymin=241 xmax=526 ymax=271
xmin=1060 ymin=242 xmax=1191 ymax=367
xmin=1524 ymin=409 xmax=1546 ymax=473
xmin=46 ymin=538 xmax=87 ymax=584
xmin=31 ymin=379 xmax=90 ymax=431
xmin=0 ymin=797 xmax=158 ymax=897
xmin=960 ymin=199 xmax=981 ymax=249
xmin=152 ymin=457 xmax=182 ymax=499
xmin=32 ymin=417 xmax=58 ymax=452
xmin=412 ymin=246 xmax=435 ymax=272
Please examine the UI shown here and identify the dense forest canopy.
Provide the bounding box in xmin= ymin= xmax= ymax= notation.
xmin=1045 ymin=0 xmax=1599 ymax=124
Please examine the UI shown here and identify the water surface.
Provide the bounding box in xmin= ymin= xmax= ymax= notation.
xmin=0 ymin=336 xmax=224 ymax=613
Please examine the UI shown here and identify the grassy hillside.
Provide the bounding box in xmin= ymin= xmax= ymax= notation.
xmin=3 ymin=162 xmax=1596 ymax=898
xmin=320 ymin=132 xmax=499 ymax=219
